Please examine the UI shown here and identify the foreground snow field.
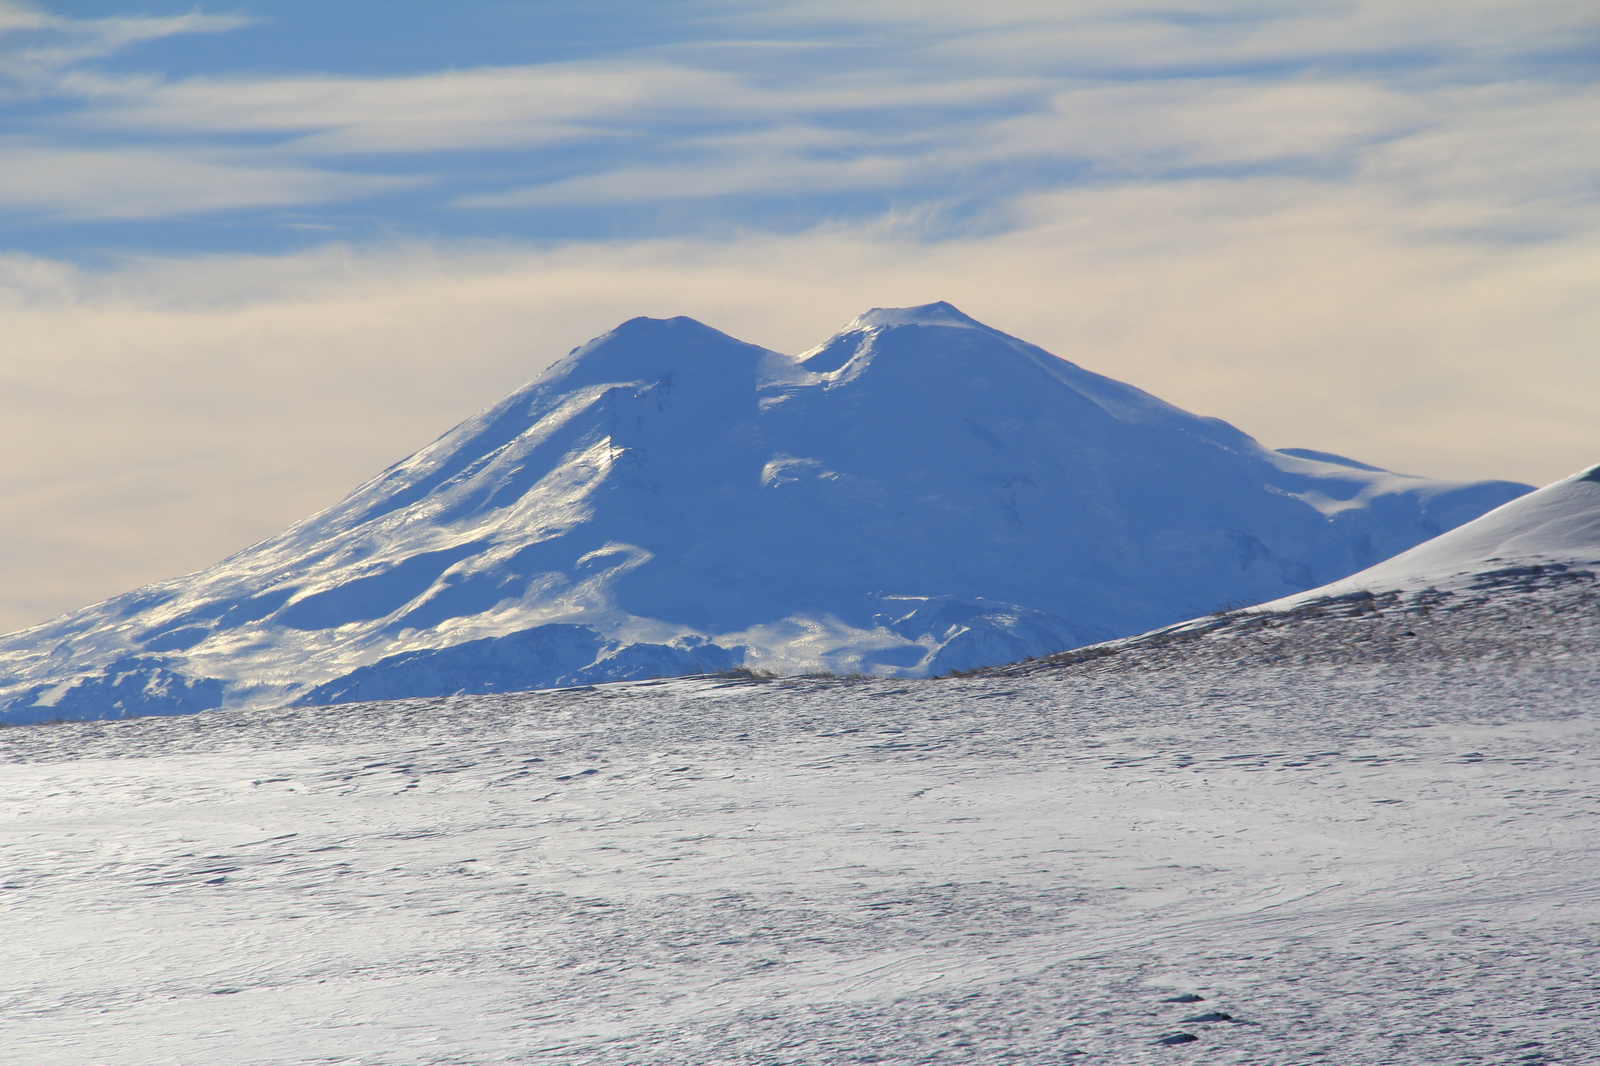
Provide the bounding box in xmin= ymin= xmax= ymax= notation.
xmin=4 ymin=564 xmax=1596 ymax=1065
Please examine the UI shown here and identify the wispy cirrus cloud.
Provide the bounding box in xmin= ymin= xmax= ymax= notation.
xmin=1 ymin=0 xmax=1595 ymax=232
xmin=77 ymin=63 xmax=742 ymax=153
xmin=77 ymin=65 xmax=1050 ymax=153
xmin=0 ymin=142 xmax=414 ymax=218
xmin=724 ymin=0 xmax=1600 ymax=74
xmin=0 ymin=1 xmax=252 ymax=89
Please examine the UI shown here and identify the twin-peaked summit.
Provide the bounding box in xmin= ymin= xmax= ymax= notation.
xmin=0 ymin=304 xmax=1531 ymax=720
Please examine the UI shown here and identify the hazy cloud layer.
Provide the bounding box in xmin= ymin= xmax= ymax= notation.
xmin=0 ymin=0 xmax=1596 ymax=631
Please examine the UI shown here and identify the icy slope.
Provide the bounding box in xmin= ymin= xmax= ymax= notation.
xmin=0 ymin=303 xmax=1530 ymax=720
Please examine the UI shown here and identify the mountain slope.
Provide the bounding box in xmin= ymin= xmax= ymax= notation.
xmin=0 ymin=303 xmax=1531 ymax=721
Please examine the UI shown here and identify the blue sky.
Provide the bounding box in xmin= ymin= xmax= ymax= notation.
xmin=2 ymin=0 xmax=1599 ymax=630
xmin=11 ymin=1 xmax=1596 ymax=256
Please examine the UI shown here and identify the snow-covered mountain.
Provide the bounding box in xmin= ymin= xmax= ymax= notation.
xmin=0 ymin=302 xmax=1532 ymax=722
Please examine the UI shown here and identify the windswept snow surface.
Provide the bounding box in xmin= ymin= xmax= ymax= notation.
xmin=2 ymin=570 xmax=1597 ymax=1064
xmin=0 ymin=303 xmax=1530 ymax=721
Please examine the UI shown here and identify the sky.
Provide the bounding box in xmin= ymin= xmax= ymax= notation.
xmin=2 ymin=0 xmax=1598 ymax=633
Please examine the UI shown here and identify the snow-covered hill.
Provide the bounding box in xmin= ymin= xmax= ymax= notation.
xmin=0 ymin=303 xmax=1531 ymax=721
xmin=993 ymin=461 xmax=1600 ymax=683
xmin=1278 ymin=461 xmax=1600 ymax=600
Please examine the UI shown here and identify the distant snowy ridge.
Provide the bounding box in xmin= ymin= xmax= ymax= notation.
xmin=0 ymin=303 xmax=1531 ymax=722
xmin=1000 ymin=460 xmax=1600 ymax=678
xmin=1270 ymin=462 xmax=1600 ymax=602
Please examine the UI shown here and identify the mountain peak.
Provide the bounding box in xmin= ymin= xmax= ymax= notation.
xmin=849 ymin=301 xmax=984 ymax=332
xmin=613 ymin=313 xmax=714 ymax=333
xmin=540 ymin=313 xmax=772 ymax=391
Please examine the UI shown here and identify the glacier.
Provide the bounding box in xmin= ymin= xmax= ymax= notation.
xmin=0 ymin=302 xmax=1532 ymax=721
